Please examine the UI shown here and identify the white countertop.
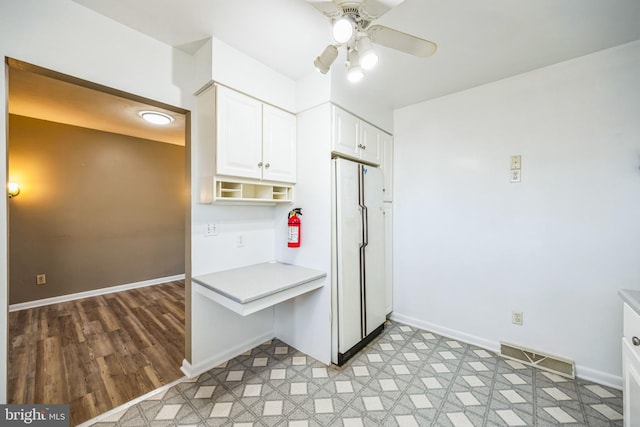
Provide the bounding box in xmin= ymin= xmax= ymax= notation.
xmin=620 ymin=289 xmax=640 ymax=316
xmin=192 ymin=261 xmax=327 ymax=316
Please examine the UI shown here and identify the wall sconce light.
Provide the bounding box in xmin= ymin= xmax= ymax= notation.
xmin=7 ymin=182 xmax=20 ymax=198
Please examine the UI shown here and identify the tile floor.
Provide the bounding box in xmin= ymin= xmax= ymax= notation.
xmin=90 ymin=321 xmax=623 ymax=426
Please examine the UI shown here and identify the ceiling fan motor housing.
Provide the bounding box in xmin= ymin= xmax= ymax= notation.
xmin=334 ymin=0 xmax=366 ymax=9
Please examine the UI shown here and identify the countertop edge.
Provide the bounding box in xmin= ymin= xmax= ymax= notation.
xmin=192 ymin=262 xmax=327 ymax=304
xmin=193 ymin=271 xmax=326 ymax=304
xmin=619 ymin=289 xmax=640 ymax=315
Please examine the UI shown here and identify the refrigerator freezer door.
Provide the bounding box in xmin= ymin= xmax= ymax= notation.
xmin=334 ymin=159 xmax=364 ymax=354
xmin=361 ymin=165 xmax=386 ymax=336
xmin=333 ymin=158 xmax=387 ymax=358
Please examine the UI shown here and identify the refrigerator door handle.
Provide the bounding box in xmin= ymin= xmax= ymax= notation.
xmin=358 ymin=164 xmax=368 ymax=248
xmin=358 ymin=164 xmax=368 ymax=339
xmin=362 ymin=205 xmax=368 ymax=247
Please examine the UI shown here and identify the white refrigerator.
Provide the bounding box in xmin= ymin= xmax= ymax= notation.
xmin=331 ymin=157 xmax=386 ymax=365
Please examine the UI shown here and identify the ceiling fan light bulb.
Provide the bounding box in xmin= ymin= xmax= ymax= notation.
xmin=346 ymin=49 xmax=364 ymax=83
xmin=360 ymin=49 xmax=378 ymax=70
xmin=314 ymin=45 xmax=338 ymax=74
xmin=357 ymin=37 xmax=378 ymax=70
xmin=347 ymin=66 xmax=364 ymax=83
xmin=332 ymin=17 xmax=354 ymax=44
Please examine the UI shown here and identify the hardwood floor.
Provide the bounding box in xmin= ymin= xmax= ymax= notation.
xmin=8 ymin=281 xmax=185 ymax=426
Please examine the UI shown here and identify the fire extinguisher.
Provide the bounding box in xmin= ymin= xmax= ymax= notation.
xmin=288 ymin=208 xmax=302 ymax=248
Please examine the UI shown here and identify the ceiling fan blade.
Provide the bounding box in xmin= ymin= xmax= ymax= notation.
xmin=368 ymin=25 xmax=437 ymax=57
xmin=305 ymin=0 xmax=343 ymax=18
xmin=359 ymin=0 xmax=405 ymax=20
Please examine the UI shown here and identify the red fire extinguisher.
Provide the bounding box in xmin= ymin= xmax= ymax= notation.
xmin=288 ymin=208 xmax=302 ymax=248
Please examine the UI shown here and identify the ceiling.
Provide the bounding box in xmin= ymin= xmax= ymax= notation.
xmin=9 ymin=0 xmax=640 ymax=142
xmin=8 ymin=67 xmax=186 ymax=145
xmin=71 ymin=0 xmax=640 ymax=110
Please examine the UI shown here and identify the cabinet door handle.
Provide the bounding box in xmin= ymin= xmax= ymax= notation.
xmin=258 ymin=162 xmax=263 ymax=168
xmin=265 ymin=163 xmax=270 ymax=169
xmin=633 ymin=336 xmax=640 ymax=346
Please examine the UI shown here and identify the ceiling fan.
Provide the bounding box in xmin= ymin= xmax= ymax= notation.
xmin=307 ymin=0 xmax=437 ymax=82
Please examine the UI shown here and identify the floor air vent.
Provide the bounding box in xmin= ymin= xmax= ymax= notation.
xmin=500 ymin=342 xmax=575 ymax=379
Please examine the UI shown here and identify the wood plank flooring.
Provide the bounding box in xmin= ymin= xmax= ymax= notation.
xmin=8 ymin=281 xmax=185 ymax=426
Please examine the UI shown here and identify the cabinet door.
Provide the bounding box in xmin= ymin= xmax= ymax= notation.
xmin=262 ymin=105 xmax=296 ymax=183
xmin=623 ymin=338 xmax=640 ymax=427
xmin=216 ymin=86 xmax=262 ymax=179
xmin=332 ymin=106 xmax=360 ymax=160
xmin=381 ymin=133 xmax=393 ymax=202
xmin=383 ymin=203 xmax=393 ymax=314
xmin=359 ymin=121 xmax=382 ymax=166
xmin=363 ymin=166 xmax=386 ymax=336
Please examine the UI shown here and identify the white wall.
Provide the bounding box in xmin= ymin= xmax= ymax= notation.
xmin=274 ymin=103 xmax=333 ymax=365
xmin=187 ymin=37 xmax=300 ymax=376
xmin=330 ymin=69 xmax=394 ymax=133
xmin=0 ymin=0 xmax=195 ymax=403
xmin=194 ymin=38 xmax=296 ymax=112
xmin=392 ymin=40 xmax=640 ymax=388
xmin=323 ymin=48 xmax=394 ymax=133
xmin=292 ymin=48 xmax=394 ymax=131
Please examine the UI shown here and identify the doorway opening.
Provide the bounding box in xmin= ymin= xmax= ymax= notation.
xmin=5 ymin=58 xmax=191 ymax=425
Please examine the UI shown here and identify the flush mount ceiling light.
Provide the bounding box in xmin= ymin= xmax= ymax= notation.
xmin=307 ymin=0 xmax=437 ymax=83
xmin=139 ymin=110 xmax=174 ymax=125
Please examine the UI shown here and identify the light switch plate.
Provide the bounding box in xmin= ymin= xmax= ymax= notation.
xmin=205 ymin=222 xmax=218 ymax=237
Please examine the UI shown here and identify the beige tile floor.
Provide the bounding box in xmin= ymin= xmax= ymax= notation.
xmin=89 ymin=320 xmax=623 ymax=426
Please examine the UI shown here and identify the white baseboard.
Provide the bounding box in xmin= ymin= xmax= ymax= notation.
xmin=390 ymin=311 xmax=623 ymax=390
xmin=390 ymin=312 xmax=500 ymax=353
xmin=9 ymin=274 xmax=186 ymax=312
xmin=76 ymin=375 xmax=187 ymax=427
xmin=181 ymin=330 xmax=275 ymax=379
xmin=576 ymin=364 xmax=623 ymax=390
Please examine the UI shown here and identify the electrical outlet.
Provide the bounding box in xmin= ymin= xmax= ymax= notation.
xmin=512 ymin=310 xmax=523 ymax=326
xmin=510 ymin=169 xmax=521 ymax=183
xmin=237 ymin=235 xmax=244 ymax=247
xmin=510 ymin=155 xmax=522 ymax=170
xmin=205 ymin=222 xmax=218 ymax=237
xmin=36 ymin=274 xmax=46 ymax=285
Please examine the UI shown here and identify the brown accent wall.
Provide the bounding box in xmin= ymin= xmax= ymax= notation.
xmin=8 ymin=114 xmax=185 ymax=304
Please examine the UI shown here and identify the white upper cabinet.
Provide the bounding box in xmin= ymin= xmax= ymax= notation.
xmin=262 ymin=104 xmax=297 ymax=183
xmin=216 ymin=85 xmax=296 ymax=183
xmin=359 ymin=121 xmax=382 ymax=165
xmin=332 ymin=106 xmax=360 ymax=159
xmin=216 ymin=85 xmax=263 ymax=179
xmin=331 ymin=105 xmax=382 ymax=166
